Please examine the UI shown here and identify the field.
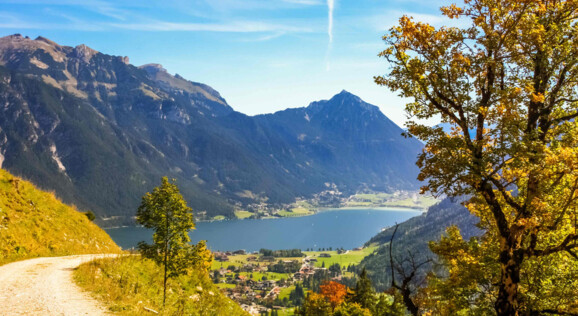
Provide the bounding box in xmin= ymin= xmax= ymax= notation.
xmin=345 ymin=193 xmax=438 ymax=210
xmin=212 ymin=254 xmax=299 ymax=281
xmin=234 ymin=210 xmax=253 ymax=219
xmin=304 ymin=246 xmax=378 ymax=268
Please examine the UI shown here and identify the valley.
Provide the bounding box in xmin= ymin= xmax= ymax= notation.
xmin=0 ymin=34 xmax=423 ymax=226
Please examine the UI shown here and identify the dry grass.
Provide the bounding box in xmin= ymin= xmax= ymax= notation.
xmin=75 ymin=255 xmax=249 ymax=315
xmin=0 ymin=168 xmax=121 ymax=265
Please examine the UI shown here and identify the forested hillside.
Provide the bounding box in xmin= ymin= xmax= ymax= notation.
xmin=359 ymin=198 xmax=481 ymax=291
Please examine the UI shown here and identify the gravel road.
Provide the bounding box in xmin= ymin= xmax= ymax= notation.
xmin=0 ymin=254 xmax=116 ymax=315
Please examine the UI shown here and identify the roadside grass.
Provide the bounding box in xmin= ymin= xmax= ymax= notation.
xmin=0 ymin=169 xmax=121 ymax=265
xmin=234 ymin=210 xmax=253 ymax=219
xmin=74 ymin=255 xmax=248 ymax=315
xmin=304 ymin=246 xmax=378 ymax=268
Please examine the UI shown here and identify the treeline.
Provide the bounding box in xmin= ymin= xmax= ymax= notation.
xmin=360 ymin=197 xmax=480 ymax=291
xmin=267 ymin=260 xmax=301 ymax=274
xmin=259 ymin=248 xmax=304 ymax=257
xmin=295 ymin=269 xmax=406 ymax=316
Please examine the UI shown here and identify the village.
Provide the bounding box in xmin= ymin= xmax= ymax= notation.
xmin=210 ymin=247 xmax=372 ymax=315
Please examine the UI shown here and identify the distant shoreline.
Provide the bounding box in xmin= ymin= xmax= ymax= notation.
xmin=103 ymin=205 xmax=426 ymax=229
xmin=231 ymin=205 xmax=425 ymax=222
xmin=319 ymin=205 xmax=426 ymax=212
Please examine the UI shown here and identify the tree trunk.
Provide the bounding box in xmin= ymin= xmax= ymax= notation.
xmin=495 ymin=245 xmax=523 ymax=316
xmin=163 ymin=252 xmax=168 ymax=306
xmin=163 ymin=210 xmax=169 ymax=306
xmin=401 ymin=286 xmax=419 ymax=316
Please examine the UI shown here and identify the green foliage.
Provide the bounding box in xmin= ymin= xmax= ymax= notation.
xmin=74 ymin=255 xmax=248 ymax=315
xmin=295 ymin=270 xmax=407 ymax=316
xmin=296 ymin=292 xmax=332 ymax=316
xmin=348 ymin=268 xmax=375 ymax=310
xmin=84 ymin=211 xmax=96 ymax=221
xmin=359 ymin=198 xmax=479 ymax=291
xmin=136 ymin=177 xmax=212 ymax=304
xmin=259 ymin=248 xmax=305 ymax=258
xmin=267 ymin=260 xmax=301 ymax=274
xmin=333 ymin=303 xmax=372 ymax=316
xmin=0 ymin=168 xmax=120 ymax=265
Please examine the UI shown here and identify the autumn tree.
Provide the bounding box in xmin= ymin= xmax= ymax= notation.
xmin=333 ymin=302 xmax=372 ymax=316
xmin=319 ymin=281 xmax=348 ymax=311
xmin=376 ymin=0 xmax=578 ymax=315
xmin=136 ymin=177 xmax=212 ymax=306
xmin=296 ymin=292 xmax=332 ymax=316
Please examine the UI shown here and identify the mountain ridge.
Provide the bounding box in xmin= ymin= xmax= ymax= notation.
xmin=0 ymin=34 xmax=423 ymax=225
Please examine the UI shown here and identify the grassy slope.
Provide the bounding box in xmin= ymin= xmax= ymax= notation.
xmin=0 ymin=168 xmax=121 ymax=264
xmin=304 ymin=247 xmax=378 ymax=269
xmin=75 ymin=256 xmax=248 ymax=315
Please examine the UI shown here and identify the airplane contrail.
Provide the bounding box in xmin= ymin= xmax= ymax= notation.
xmin=326 ymin=0 xmax=334 ymax=71
xmin=328 ymin=0 xmax=334 ymax=43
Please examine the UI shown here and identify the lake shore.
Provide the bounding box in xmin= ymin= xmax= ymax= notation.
xmin=319 ymin=205 xmax=427 ymax=212
xmin=228 ymin=205 xmax=426 ymax=221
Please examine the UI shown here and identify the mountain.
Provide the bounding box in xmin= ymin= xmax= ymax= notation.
xmin=357 ymin=198 xmax=481 ymax=291
xmin=0 ymin=34 xmax=423 ymax=225
xmin=0 ymin=168 xmax=120 ymax=264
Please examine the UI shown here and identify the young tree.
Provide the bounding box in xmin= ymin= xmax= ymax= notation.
xmin=136 ymin=177 xmax=210 ymax=305
xmin=376 ymin=1 xmax=578 ymax=314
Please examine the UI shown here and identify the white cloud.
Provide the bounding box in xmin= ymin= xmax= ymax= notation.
xmin=109 ymin=20 xmax=312 ymax=33
xmin=283 ymin=0 xmax=324 ymax=5
xmin=239 ymin=31 xmax=287 ymax=42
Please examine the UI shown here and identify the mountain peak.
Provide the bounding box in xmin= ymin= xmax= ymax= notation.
xmin=72 ymin=44 xmax=98 ymax=62
xmin=306 ymin=90 xmax=373 ymax=115
xmin=330 ymin=90 xmax=362 ymax=103
xmin=139 ymin=63 xmax=167 ymax=75
xmin=35 ymin=36 xmax=60 ymax=47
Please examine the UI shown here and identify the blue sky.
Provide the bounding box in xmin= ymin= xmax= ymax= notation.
xmin=0 ymin=0 xmax=453 ymax=126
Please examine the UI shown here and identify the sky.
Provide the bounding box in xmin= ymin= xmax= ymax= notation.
xmin=0 ymin=0 xmax=455 ymax=127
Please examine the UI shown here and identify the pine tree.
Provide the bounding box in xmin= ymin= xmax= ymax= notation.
xmin=349 ymin=268 xmax=375 ymax=310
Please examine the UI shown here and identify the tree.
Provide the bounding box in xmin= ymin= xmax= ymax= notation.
xmin=136 ymin=177 xmax=211 ymax=306
xmin=348 ymin=268 xmax=375 ymax=310
xmin=387 ymin=224 xmax=431 ymax=316
xmin=376 ymin=1 xmax=578 ymax=315
xmin=319 ymin=281 xmax=348 ymax=311
xmin=296 ymin=292 xmax=332 ymax=316
xmin=333 ymin=302 xmax=372 ymax=316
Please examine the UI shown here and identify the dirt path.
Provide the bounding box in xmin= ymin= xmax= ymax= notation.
xmin=0 ymin=254 xmax=117 ymax=315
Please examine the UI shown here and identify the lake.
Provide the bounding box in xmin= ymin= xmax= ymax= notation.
xmin=106 ymin=208 xmax=422 ymax=252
